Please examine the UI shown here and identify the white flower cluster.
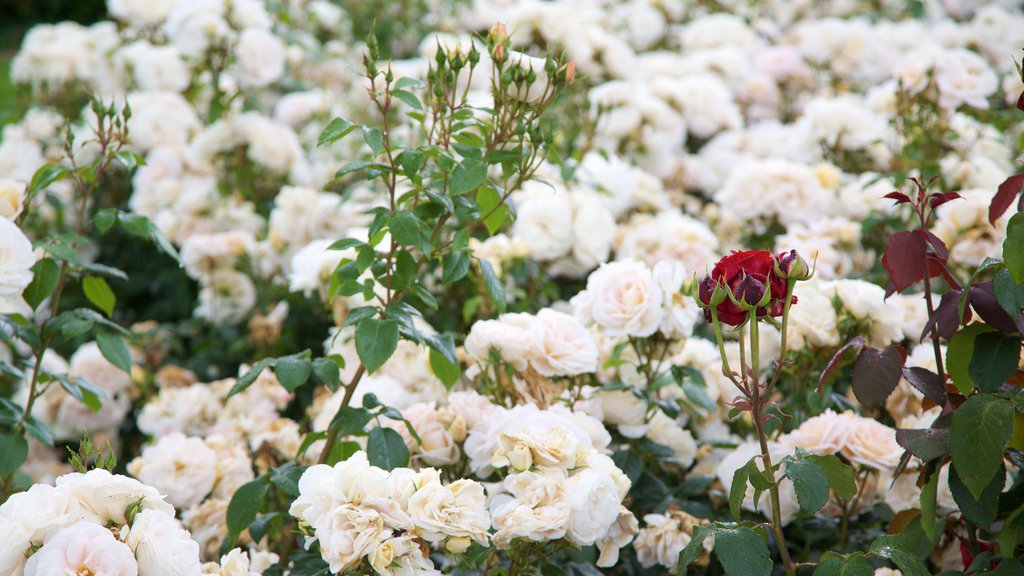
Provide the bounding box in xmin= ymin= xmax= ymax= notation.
xmin=0 ymin=469 xmax=200 ymax=576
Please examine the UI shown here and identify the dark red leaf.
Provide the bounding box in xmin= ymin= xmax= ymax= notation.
xmin=817 ymin=336 xmax=867 ymax=394
xmin=902 ymin=366 xmax=947 ymax=404
xmin=884 ymin=191 xmax=912 ymax=206
xmin=990 ymin=173 xmax=1024 ymax=226
xmin=895 ymin=428 xmax=950 ymax=461
xmin=851 ymin=346 xmax=904 ymax=408
xmin=883 ymin=230 xmax=929 ymax=292
xmin=1017 ymin=90 xmax=1024 ymax=112
xmin=922 ymin=230 xmax=949 ymax=261
xmin=921 ymin=290 xmax=969 ymax=341
xmin=969 ymin=282 xmax=1019 ymax=334
xmin=929 ymin=192 xmax=961 ymax=210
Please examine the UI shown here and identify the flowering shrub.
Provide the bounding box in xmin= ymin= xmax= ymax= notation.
xmin=1 ymin=0 xmax=1024 ymax=575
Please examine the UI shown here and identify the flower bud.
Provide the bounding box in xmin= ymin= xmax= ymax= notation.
xmin=468 ymin=44 xmax=480 ymax=66
xmin=508 ymin=442 xmax=533 ymax=472
xmin=488 ymin=22 xmax=508 ymax=45
xmin=775 ymin=249 xmax=812 ymax=281
xmin=447 ymin=415 xmax=467 ymax=443
xmin=734 ymin=274 xmax=769 ymax=310
xmin=560 ymin=61 xmax=576 ymax=84
xmin=697 ymin=276 xmax=726 ymax=307
xmin=446 ymin=537 xmax=472 ymax=554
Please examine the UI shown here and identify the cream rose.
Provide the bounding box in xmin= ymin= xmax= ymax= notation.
xmin=778 ymin=410 xmax=853 ymax=456
xmin=128 ymin=433 xmax=218 ymax=509
xmin=564 ymin=468 xmax=622 ymax=546
xmin=842 ymin=418 xmax=901 ymax=470
xmin=572 ymin=259 xmax=665 ymax=337
xmin=0 ymin=218 xmax=35 ymax=313
xmin=406 ymin=469 xmax=490 ymax=545
xmin=124 ymin=509 xmax=203 ymax=576
xmin=490 ymin=469 xmax=572 ymax=546
xmin=25 ymin=521 xmax=138 ymax=576
xmin=527 ymin=309 xmax=599 ymax=376
xmin=0 ymin=178 xmax=25 ymax=220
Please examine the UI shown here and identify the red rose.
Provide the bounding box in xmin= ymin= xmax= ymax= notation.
xmin=699 ymin=250 xmax=797 ymax=326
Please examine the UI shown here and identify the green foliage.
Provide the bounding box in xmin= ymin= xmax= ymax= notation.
xmin=950 ymin=394 xmax=1014 ymax=500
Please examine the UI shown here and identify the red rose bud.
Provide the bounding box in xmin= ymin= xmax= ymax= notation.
xmin=775 ymin=249 xmax=812 ymax=281
xmin=697 ymin=276 xmax=726 ymax=308
xmin=703 ymin=250 xmax=796 ymax=327
xmin=734 ymin=274 xmax=770 ymax=309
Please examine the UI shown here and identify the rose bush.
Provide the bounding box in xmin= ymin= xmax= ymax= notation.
xmin=1 ymin=0 xmax=1023 ymax=575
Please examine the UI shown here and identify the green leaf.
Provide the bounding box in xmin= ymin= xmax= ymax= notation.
xmin=947 ymin=323 xmax=995 ymax=394
xmin=224 ymin=479 xmax=268 ymax=552
xmin=678 ymin=525 xmax=713 ymax=575
xmin=355 ymin=318 xmax=399 ymax=374
xmin=23 ymin=258 xmax=59 ymax=311
xmin=93 ymin=209 xmax=116 ymax=234
xmin=367 ymin=427 xmax=409 ymax=470
xmin=334 ymin=161 xmax=390 ymax=179
xmin=969 ymin=333 xmax=1022 ymax=393
xmin=869 ymin=534 xmax=930 ymax=576
xmin=119 ymin=212 xmax=150 ymax=237
xmin=1005 ymin=212 xmax=1024 ymax=283
xmin=1000 ymin=503 xmax=1024 ymax=558
xmin=329 ymin=406 xmax=374 ymax=436
xmin=114 ymin=150 xmax=144 ymax=171
xmin=714 ymin=526 xmax=773 ymax=576
xmin=993 ymin=268 xmax=1024 ymax=318
xmin=808 ymin=453 xmax=857 ymax=499
xmin=328 ymin=238 xmax=365 ymax=251
xmin=729 ymin=460 xmax=752 ymax=520
xmin=812 ymin=555 xmax=875 ymax=576
xmin=442 ymin=250 xmax=470 ymax=285
xmin=393 ymin=90 xmax=422 ymax=110
xmin=145 ymin=219 xmax=183 ymax=267
xmin=449 ymin=158 xmax=487 ymax=195
xmin=476 ymin=186 xmax=507 ymax=234
xmin=312 ymin=357 xmax=342 ymax=392
xmin=390 ymin=210 xmax=422 ymax=246
xmin=0 ymin=432 xmax=28 ymax=474
xmin=363 ymin=126 xmax=384 ymax=156
xmin=949 ymin=462 xmax=1003 ymax=530
xmin=479 ymin=259 xmax=506 ymax=313
xmin=920 ymin=465 xmax=939 ymax=542
xmin=227 ymin=358 xmax=275 ymax=397
xmin=392 ymin=250 xmax=416 ymax=291
xmin=429 ymin=346 xmax=461 ymax=390
xmin=95 ymin=332 xmax=132 ymax=375
xmin=784 ymin=456 xmax=830 ymax=516
xmin=82 ymin=276 xmax=116 ymax=317
xmin=27 ymin=164 xmax=67 ymax=195
xmin=950 ymin=394 xmax=1014 ymax=500
xmin=275 ymin=352 xmax=312 ymax=392
xmin=318 ymin=117 xmax=358 ymax=147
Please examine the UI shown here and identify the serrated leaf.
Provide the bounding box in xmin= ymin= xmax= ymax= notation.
xmin=367 ymin=427 xmax=409 ymax=470
xmin=318 ymin=117 xmax=358 ymax=147
xmin=82 ymin=276 xmax=116 ymax=317
xmin=947 ymin=323 xmax=995 ymax=394
xmin=784 ymin=456 xmax=830 ymax=516
xmin=949 ymin=463 xmax=1003 ymax=530
xmin=851 ymin=347 xmax=903 ymax=407
xmin=808 ymin=453 xmax=856 ymax=499
xmin=968 ymin=333 xmax=1022 ymax=393
xmin=950 ymin=394 xmax=1013 ymax=500
xmin=95 ymin=332 xmax=132 ymax=375
xmin=729 ymin=460 xmax=752 ymax=520
xmin=275 ymin=352 xmax=312 ymax=392
xmin=812 ymin=555 xmax=875 ymax=576
xmin=883 ymin=230 xmax=928 ymax=292
xmin=920 ymin=466 xmax=939 ymax=542
xmin=355 ymin=318 xmax=398 ymax=374
xmin=449 ymin=158 xmax=487 ymax=195
xmin=714 ymin=526 xmax=773 ymax=576
xmin=23 ymin=258 xmax=59 ymax=311
xmin=895 ymin=428 xmax=950 ymax=462
xmin=869 ymin=534 xmax=930 ymax=576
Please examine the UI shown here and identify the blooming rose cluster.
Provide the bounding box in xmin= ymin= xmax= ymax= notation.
xmin=290 ymin=450 xmax=488 ymax=574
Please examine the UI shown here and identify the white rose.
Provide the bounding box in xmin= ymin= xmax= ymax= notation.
xmin=646 ymin=411 xmax=698 ymax=467
xmin=592 ymin=389 xmax=649 ymax=438
xmin=778 ymin=410 xmax=853 ymax=456
xmin=56 ymin=469 xmax=174 ymax=526
xmin=234 ymin=28 xmax=286 ymax=88
xmin=572 ymin=260 xmax=664 ymax=337
xmin=564 ymin=468 xmax=621 ymax=546
xmin=313 ymin=504 xmax=391 ymax=573
xmin=511 ymin=188 xmax=574 ymax=260
xmin=0 ymin=483 xmax=96 ymax=575
xmin=407 ymin=470 xmax=490 ymax=545
xmin=653 ymin=260 xmax=699 ymax=338
xmin=0 ymin=218 xmax=35 ymax=313
xmin=842 ymin=418 xmax=902 ymax=471
xmin=497 ymin=425 xmax=582 ymax=471
xmin=571 ymin=195 xmax=616 ymax=269
xmin=0 ymin=178 xmax=26 ymax=220
xmin=109 ymin=0 xmax=177 ymax=26
xmin=596 ymin=507 xmax=639 ymax=567
xmin=388 ymin=403 xmax=459 ymax=467
xmin=464 ymin=313 xmax=537 ymax=370
xmin=124 ymin=509 xmax=203 ymax=576
xmin=129 ymin=433 xmax=218 ymax=509
xmin=369 ymin=536 xmax=438 ymax=576
xmin=25 ymin=521 xmax=138 ymax=576
xmin=527 ymin=309 xmax=599 ymax=377
xmin=491 ymin=469 xmax=571 ymax=546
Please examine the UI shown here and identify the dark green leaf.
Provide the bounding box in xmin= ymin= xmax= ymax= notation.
xmin=949 ymin=463 xmax=1003 ymax=530
xmin=812 ymin=555 xmax=875 ymax=576
xmin=0 ymin=432 xmax=28 ymax=474
xmin=969 ymin=333 xmax=1022 ymax=393
xmin=275 ymin=352 xmax=312 ymax=392
xmin=869 ymin=534 xmax=929 ymax=576
xmin=93 ymin=209 xmax=116 ymax=234
xmin=808 ymin=453 xmax=857 ymax=499
xmin=429 ymin=347 xmax=461 ymax=389
xmin=328 ymin=238 xmax=365 ymax=251
xmin=895 ymin=428 xmax=950 ymax=461
xmin=23 ymin=258 xmax=59 ymax=311
xmin=95 ymin=332 xmax=132 ymax=375
xmin=479 ymin=259 xmax=506 ymax=313
xmin=729 ymin=460 xmax=751 ymax=520
xmin=329 ymin=406 xmax=374 ymax=436
xmin=947 ymin=323 xmax=995 ymax=394
xmin=27 ymin=164 xmax=67 ymax=195
xmin=993 ymin=268 xmax=1024 ymax=318
xmin=334 ymin=161 xmax=390 ymax=179
xmin=715 ymin=526 xmax=773 ymax=576
xmin=920 ymin=465 xmax=939 ymax=542
xmin=224 ymin=479 xmax=268 ymax=552
xmin=784 ymin=456 xmax=830 ymax=516
xmin=390 ymin=211 xmax=422 ymax=246
xmin=355 ymin=318 xmax=399 ymax=373
xmin=228 ymin=358 xmax=275 ymax=397
xmin=394 ymin=90 xmax=422 ymax=110
xmin=442 ymin=250 xmax=470 ymax=284
xmin=950 ymin=394 xmax=1014 ymax=500
xmin=363 ymin=127 xmax=384 ymax=155
xmin=312 ymin=357 xmax=342 ymax=392
xmin=367 ymin=427 xmax=409 ymax=470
